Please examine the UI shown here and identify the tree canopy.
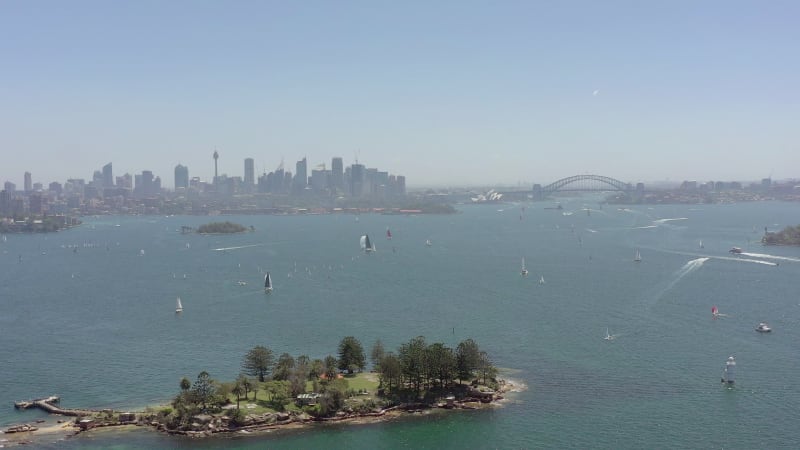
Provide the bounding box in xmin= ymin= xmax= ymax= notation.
xmin=337 ymin=336 xmax=366 ymax=373
xmin=242 ymin=345 xmax=274 ymax=382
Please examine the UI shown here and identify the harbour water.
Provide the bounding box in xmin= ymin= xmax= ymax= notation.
xmin=2 ymin=199 xmax=799 ymax=448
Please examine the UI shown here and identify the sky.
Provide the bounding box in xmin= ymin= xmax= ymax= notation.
xmin=1 ymin=0 xmax=799 ymax=188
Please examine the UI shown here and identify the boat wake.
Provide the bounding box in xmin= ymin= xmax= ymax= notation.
xmin=739 ymin=252 xmax=800 ymax=263
xmin=645 ymin=258 xmax=709 ymax=309
xmin=714 ymin=255 xmax=779 ymax=266
xmin=632 ymin=225 xmax=657 ymax=229
xmin=653 ymin=217 xmax=689 ymax=224
xmin=212 ymin=244 xmax=266 ymax=252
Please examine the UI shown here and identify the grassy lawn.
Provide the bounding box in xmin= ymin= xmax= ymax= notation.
xmin=222 ymin=373 xmax=380 ymax=415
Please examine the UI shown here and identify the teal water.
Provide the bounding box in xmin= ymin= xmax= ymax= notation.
xmin=2 ymin=200 xmax=799 ymax=448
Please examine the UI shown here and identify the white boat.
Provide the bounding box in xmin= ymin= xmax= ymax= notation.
xmin=521 ymin=257 xmax=529 ymax=277
xmin=175 ymin=297 xmax=183 ymax=313
xmin=237 ymin=280 xmax=247 ymax=286
xmin=425 ymin=239 xmax=432 ymax=247
xmin=699 ymin=240 xmax=704 ymax=249
xmin=755 ymin=322 xmax=771 ymax=333
xmin=360 ymin=234 xmax=376 ymax=252
xmin=604 ymin=328 xmax=615 ymax=340
xmin=264 ymin=272 xmax=273 ymax=293
xmin=634 ymin=248 xmax=642 ymax=262
xmin=539 ymin=275 xmax=545 ymax=284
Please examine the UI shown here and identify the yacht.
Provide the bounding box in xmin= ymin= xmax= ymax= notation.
xmin=755 ymin=322 xmax=772 ymax=333
xmin=729 ymin=247 xmax=743 ymax=254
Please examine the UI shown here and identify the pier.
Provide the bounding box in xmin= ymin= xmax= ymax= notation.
xmin=14 ymin=396 xmax=94 ymax=417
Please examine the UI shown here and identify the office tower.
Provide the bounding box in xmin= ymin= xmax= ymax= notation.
xmin=294 ymin=157 xmax=307 ymax=193
xmin=174 ymin=164 xmax=189 ymax=190
xmin=5 ymin=181 xmax=16 ymax=192
xmin=102 ymin=162 xmax=114 ymax=187
xmin=244 ymin=158 xmax=255 ymax=186
xmin=350 ymin=163 xmax=365 ymax=197
xmin=396 ymin=176 xmax=406 ymax=195
xmin=24 ymin=172 xmax=32 ymax=192
xmin=331 ymin=157 xmax=344 ymax=192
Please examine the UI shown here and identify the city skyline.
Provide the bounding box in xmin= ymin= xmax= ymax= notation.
xmin=1 ymin=1 xmax=799 ymax=186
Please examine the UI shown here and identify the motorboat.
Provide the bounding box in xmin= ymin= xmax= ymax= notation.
xmin=755 ymin=322 xmax=772 ymax=333
xmin=729 ymin=247 xmax=743 ymax=254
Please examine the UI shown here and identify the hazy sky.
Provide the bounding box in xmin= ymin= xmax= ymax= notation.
xmin=1 ymin=0 xmax=798 ymax=188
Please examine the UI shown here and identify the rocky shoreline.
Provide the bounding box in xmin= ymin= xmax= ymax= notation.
xmin=3 ymin=380 xmax=520 ymax=446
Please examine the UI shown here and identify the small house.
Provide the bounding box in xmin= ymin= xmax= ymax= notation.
xmin=296 ymin=393 xmax=321 ymax=406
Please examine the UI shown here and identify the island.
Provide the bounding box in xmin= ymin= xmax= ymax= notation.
xmin=195 ymin=221 xmax=251 ymax=234
xmin=762 ymin=225 xmax=800 ymax=246
xmin=7 ymin=336 xmax=520 ymax=445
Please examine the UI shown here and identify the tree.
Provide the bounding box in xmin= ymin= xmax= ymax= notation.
xmin=180 ymin=377 xmax=191 ymax=392
xmin=231 ymin=381 xmax=244 ymax=410
xmin=379 ymin=352 xmax=402 ymax=393
xmin=191 ymin=371 xmax=217 ymax=412
xmin=426 ymin=343 xmax=456 ymax=389
xmin=456 ymin=339 xmax=480 ymax=383
xmin=324 ymin=355 xmax=338 ymax=380
xmin=370 ymin=339 xmax=385 ymax=371
xmin=273 ymin=353 xmax=296 ymax=381
xmin=309 ymin=359 xmax=325 ymax=380
xmin=319 ymin=378 xmax=349 ymax=416
xmin=399 ymin=336 xmax=427 ymax=394
xmin=337 ymin=336 xmax=366 ymax=374
xmin=477 ymin=351 xmax=497 ymax=385
xmin=242 ymin=345 xmax=274 ymax=382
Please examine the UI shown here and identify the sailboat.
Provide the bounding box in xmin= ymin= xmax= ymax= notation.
xmin=539 ymin=275 xmax=545 ymax=284
xmin=175 ymin=297 xmax=183 ymax=313
xmin=699 ymin=240 xmax=704 ymax=249
xmin=634 ymin=248 xmax=642 ymax=262
xmin=360 ymin=234 xmax=376 ymax=252
xmin=386 ymin=229 xmax=392 ymax=240
xmin=604 ymin=328 xmax=615 ymax=340
xmin=521 ymin=257 xmax=529 ymax=277
xmin=264 ymin=272 xmax=273 ymax=293
xmin=711 ymin=306 xmax=727 ymax=318
xmin=425 ymin=239 xmax=432 ymax=247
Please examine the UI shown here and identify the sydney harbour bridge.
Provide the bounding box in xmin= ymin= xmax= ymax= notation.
xmin=498 ymin=174 xmax=644 ymax=201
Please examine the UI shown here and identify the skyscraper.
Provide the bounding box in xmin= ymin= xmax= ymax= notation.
xmin=294 ymin=157 xmax=307 ymax=193
xmin=244 ymin=158 xmax=255 ymax=187
xmin=331 ymin=157 xmax=344 ymax=192
xmin=102 ymin=162 xmax=113 ymax=187
xmin=174 ymin=164 xmax=189 ymax=190
xmin=24 ymin=172 xmax=32 ymax=192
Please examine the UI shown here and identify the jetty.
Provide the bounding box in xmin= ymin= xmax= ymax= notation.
xmin=14 ymin=396 xmax=94 ymax=416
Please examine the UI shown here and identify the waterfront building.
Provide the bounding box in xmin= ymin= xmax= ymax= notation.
xmin=24 ymin=172 xmax=32 ymax=192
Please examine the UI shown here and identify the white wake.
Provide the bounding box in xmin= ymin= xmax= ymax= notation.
xmin=212 ymin=244 xmax=265 ymax=252
xmin=739 ymin=252 xmax=800 ymax=263
xmin=646 ymin=258 xmax=709 ymax=308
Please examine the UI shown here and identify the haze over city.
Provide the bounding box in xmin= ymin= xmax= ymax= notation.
xmin=2 ymin=1 xmax=799 ymax=187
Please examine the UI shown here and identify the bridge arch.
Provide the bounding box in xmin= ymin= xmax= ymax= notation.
xmin=541 ymin=174 xmax=632 ymax=193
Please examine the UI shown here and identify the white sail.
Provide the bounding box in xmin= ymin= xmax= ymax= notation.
xmin=175 ymin=297 xmax=183 ymax=313
xmin=634 ymin=248 xmax=641 ymax=262
xmin=264 ymin=272 xmax=273 ymax=292
xmin=521 ymin=257 xmax=528 ymax=276
xmin=360 ymin=235 xmax=367 ymax=250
